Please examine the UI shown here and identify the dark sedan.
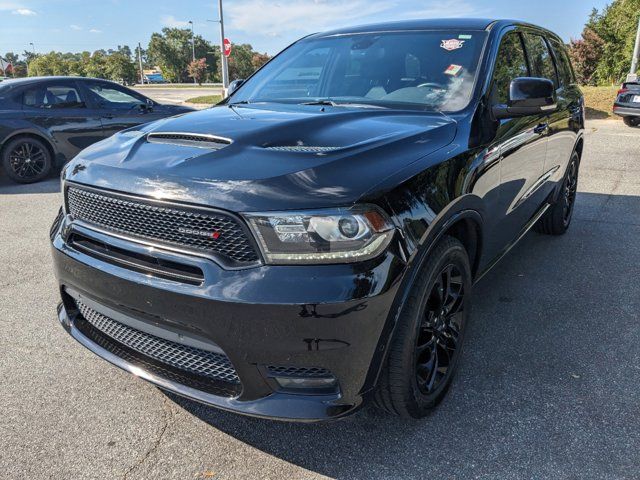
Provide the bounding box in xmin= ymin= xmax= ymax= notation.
xmin=613 ymin=81 xmax=640 ymax=127
xmin=0 ymin=77 xmax=194 ymax=183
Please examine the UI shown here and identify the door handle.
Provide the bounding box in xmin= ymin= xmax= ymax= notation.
xmin=102 ymin=113 xmax=115 ymax=119
xmin=534 ymin=123 xmax=549 ymax=135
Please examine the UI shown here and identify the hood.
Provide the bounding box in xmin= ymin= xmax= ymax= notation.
xmin=64 ymin=103 xmax=457 ymax=212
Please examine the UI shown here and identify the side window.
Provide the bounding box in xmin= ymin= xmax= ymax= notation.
xmin=23 ymin=84 xmax=85 ymax=109
xmin=86 ymin=83 xmax=145 ymax=109
xmin=549 ymin=38 xmax=575 ymax=87
xmin=523 ymin=33 xmax=559 ymax=88
xmin=492 ymin=32 xmax=529 ymax=105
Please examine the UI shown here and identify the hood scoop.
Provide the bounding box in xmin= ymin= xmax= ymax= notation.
xmin=147 ymin=132 xmax=232 ymax=150
xmin=263 ymin=145 xmax=341 ymax=153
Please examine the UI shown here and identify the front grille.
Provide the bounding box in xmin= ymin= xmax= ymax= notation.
xmin=266 ymin=365 xmax=334 ymax=378
xmin=76 ymin=301 xmax=240 ymax=386
xmin=66 ymin=185 xmax=259 ymax=265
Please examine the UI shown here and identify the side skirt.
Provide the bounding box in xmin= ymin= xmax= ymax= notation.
xmin=474 ymin=202 xmax=551 ymax=284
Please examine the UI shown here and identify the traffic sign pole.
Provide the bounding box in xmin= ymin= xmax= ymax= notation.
xmin=218 ymin=0 xmax=229 ymax=95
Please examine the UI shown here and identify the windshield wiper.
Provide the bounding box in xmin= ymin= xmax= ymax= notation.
xmin=301 ymin=99 xmax=388 ymax=109
xmin=228 ymin=100 xmax=251 ymax=106
xmin=301 ymin=99 xmax=338 ymax=107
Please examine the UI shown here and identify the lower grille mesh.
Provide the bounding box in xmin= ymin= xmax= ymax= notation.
xmin=76 ymin=301 xmax=240 ymax=385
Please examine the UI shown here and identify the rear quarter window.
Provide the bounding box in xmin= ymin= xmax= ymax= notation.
xmin=548 ymin=37 xmax=576 ymax=87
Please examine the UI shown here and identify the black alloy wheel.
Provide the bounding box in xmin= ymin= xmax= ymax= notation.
xmin=562 ymin=156 xmax=579 ymax=227
xmin=415 ymin=263 xmax=465 ymax=395
xmin=534 ymin=151 xmax=580 ymax=236
xmin=2 ymin=137 xmax=52 ymax=184
xmin=374 ymin=236 xmax=471 ymax=418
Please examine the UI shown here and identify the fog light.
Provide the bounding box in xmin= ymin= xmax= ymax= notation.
xmin=274 ymin=376 xmax=337 ymax=390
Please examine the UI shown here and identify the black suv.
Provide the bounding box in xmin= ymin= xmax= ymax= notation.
xmin=51 ymin=19 xmax=584 ymax=421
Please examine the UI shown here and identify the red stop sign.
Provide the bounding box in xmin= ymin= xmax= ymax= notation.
xmin=223 ymin=38 xmax=232 ymax=57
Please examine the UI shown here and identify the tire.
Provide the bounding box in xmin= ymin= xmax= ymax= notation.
xmin=534 ymin=151 xmax=580 ymax=235
xmin=623 ymin=116 xmax=640 ymax=127
xmin=1 ymin=136 xmax=52 ymax=184
xmin=374 ymin=236 xmax=472 ymax=418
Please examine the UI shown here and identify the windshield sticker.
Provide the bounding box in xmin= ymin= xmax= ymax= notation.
xmin=444 ymin=64 xmax=464 ymax=76
xmin=458 ymin=34 xmax=473 ymax=40
xmin=441 ymin=39 xmax=465 ymax=51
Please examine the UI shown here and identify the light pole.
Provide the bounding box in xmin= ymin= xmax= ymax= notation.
xmin=207 ymin=0 xmax=229 ymax=96
xmin=138 ymin=42 xmax=145 ymax=85
xmin=188 ymin=21 xmax=196 ymax=84
xmin=630 ymin=15 xmax=640 ymax=82
xmin=28 ymin=42 xmax=35 ymax=76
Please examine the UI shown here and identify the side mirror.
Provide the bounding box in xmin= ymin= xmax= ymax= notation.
xmin=228 ymin=79 xmax=244 ymax=96
xmin=493 ymin=77 xmax=557 ymax=119
xmin=145 ymin=98 xmax=154 ymax=111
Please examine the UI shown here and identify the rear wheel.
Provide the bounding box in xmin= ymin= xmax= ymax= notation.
xmin=1 ymin=137 xmax=52 ymax=184
xmin=623 ymin=116 xmax=640 ymax=127
xmin=534 ymin=151 xmax=580 ymax=235
xmin=374 ymin=236 xmax=471 ymax=418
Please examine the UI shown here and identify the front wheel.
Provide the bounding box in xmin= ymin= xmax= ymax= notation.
xmin=374 ymin=236 xmax=471 ymax=418
xmin=623 ymin=116 xmax=640 ymax=127
xmin=1 ymin=137 xmax=52 ymax=184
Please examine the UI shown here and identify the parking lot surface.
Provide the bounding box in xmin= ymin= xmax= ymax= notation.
xmin=133 ymin=86 xmax=222 ymax=106
xmin=1 ymin=119 xmax=639 ymax=479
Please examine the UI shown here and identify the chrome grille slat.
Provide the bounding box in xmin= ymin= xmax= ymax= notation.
xmin=77 ymin=301 xmax=240 ymax=384
xmin=66 ymin=186 xmax=259 ymax=264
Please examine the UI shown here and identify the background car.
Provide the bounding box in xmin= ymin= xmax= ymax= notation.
xmin=613 ymin=81 xmax=640 ymax=127
xmin=0 ymin=76 xmax=194 ymax=183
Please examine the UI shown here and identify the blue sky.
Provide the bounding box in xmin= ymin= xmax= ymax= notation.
xmin=1 ymin=0 xmax=611 ymax=57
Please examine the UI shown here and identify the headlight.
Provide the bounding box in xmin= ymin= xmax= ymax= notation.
xmin=244 ymin=205 xmax=394 ymax=265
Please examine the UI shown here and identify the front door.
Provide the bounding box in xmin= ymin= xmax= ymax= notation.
xmin=81 ymin=81 xmax=161 ymax=138
xmin=487 ymin=30 xmax=550 ymax=256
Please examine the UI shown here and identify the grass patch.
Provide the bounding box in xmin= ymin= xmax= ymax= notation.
xmin=581 ymin=85 xmax=620 ymax=120
xmin=186 ymin=95 xmax=223 ymax=105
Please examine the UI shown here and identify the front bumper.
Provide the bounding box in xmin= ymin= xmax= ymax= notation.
xmin=51 ymin=215 xmax=405 ymax=421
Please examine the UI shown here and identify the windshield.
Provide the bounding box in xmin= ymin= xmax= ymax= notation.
xmin=231 ymin=30 xmax=487 ymax=112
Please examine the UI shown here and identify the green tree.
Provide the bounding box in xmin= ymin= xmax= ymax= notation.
xmin=29 ymin=52 xmax=69 ymax=76
xmin=147 ymin=28 xmax=215 ymax=82
xmin=571 ymin=0 xmax=640 ymax=84
xmin=105 ymin=51 xmax=137 ymax=83
xmin=85 ymin=51 xmax=108 ymax=78
xmin=227 ymin=43 xmax=259 ymax=80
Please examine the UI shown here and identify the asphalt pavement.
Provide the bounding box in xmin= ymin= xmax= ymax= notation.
xmin=1 ymin=119 xmax=639 ymax=479
xmin=133 ymin=86 xmax=222 ymax=106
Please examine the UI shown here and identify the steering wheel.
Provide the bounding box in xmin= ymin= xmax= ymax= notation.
xmin=416 ymin=82 xmax=446 ymax=90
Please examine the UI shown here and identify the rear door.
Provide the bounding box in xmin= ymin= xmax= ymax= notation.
xmin=524 ymin=33 xmax=577 ymax=198
xmin=488 ymin=30 xmax=549 ymax=255
xmin=21 ymin=80 xmax=104 ymax=157
xmin=81 ymin=81 xmax=163 ymax=138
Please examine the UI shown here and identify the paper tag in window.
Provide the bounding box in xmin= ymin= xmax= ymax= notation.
xmin=444 ymin=64 xmax=463 ymax=76
xmin=441 ymin=39 xmax=465 ymax=51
